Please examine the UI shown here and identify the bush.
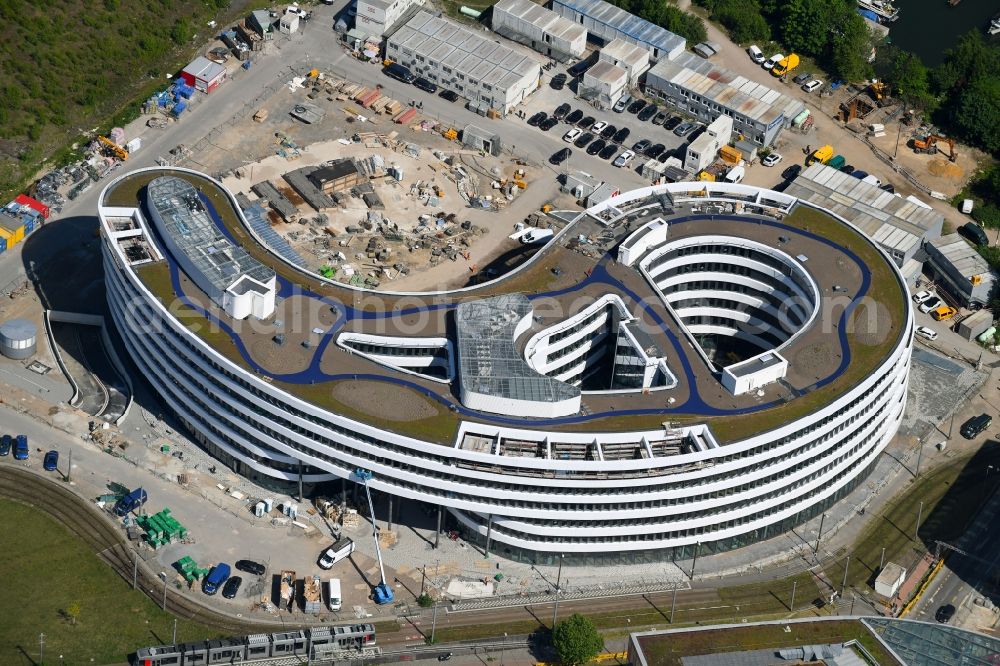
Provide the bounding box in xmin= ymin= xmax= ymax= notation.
xmin=417 ymin=593 xmax=434 ymax=608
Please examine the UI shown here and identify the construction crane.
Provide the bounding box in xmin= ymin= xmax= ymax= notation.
xmin=354 ymin=468 xmax=394 ymax=604
xmin=912 ymin=134 xmax=957 ymax=162
xmin=98 ymin=135 xmax=128 ymax=161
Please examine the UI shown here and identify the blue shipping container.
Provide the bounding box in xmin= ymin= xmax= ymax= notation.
xmin=23 ymin=216 xmax=35 ymax=235
xmin=173 ymin=101 xmax=187 ymax=116
xmin=0 ymin=236 xmax=6 ymax=253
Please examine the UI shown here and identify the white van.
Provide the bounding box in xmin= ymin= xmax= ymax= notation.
xmin=318 ymin=537 xmax=355 ymax=569
xmin=326 ymin=578 xmax=342 ymax=612
xmin=747 ymin=45 xmax=765 ymax=64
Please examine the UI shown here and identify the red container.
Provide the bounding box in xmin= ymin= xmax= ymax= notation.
xmin=15 ymin=194 xmax=49 ymax=219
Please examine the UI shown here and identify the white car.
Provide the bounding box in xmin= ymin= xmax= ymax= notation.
xmin=747 ymin=45 xmax=765 ymax=64
xmin=613 ymin=150 xmax=636 ymax=167
xmin=761 ymin=152 xmax=782 ymax=167
xmin=915 ymin=325 xmax=938 ymax=341
xmin=591 ymin=121 xmax=607 ymax=132
xmin=802 ymin=79 xmax=824 ymax=93
xmin=563 ymin=128 xmax=582 ymax=143
xmin=918 ymin=297 xmax=943 ymax=314
xmin=762 ymin=53 xmax=784 ymax=70
xmin=912 ymin=290 xmax=934 ymax=304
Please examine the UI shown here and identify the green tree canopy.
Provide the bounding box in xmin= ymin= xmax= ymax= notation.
xmin=953 ymin=77 xmax=1000 ymax=153
xmin=552 ymin=614 xmax=604 ymax=665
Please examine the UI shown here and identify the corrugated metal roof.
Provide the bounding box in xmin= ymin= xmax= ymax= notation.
xmin=583 ymin=60 xmax=627 ymax=85
xmin=552 ymin=0 xmax=685 ymax=56
xmin=930 ymin=234 xmax=991 ymax=278
xmin=601 ymin=38 xmax=648 ymax=68
xmin=493 ymin=0 xmax=587 ymax=44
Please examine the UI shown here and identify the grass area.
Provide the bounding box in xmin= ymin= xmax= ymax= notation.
xmin=635 ymin=620 xmax=899 ymax=666
xmin=0 ymin=500 xmax=219 ymax=664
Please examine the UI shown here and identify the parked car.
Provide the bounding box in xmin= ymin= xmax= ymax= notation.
xmin=762 ymin=53 xmax=784 ymax=70
xmin=598 ymin=143 xmax=618 ymax=160
xmin=633 ymin=139 xmax=652 ymax=153
xmin=687 ymin=125 xmax=706 ymax=142
xmin=527 ymin=111 xmax=547 ymax=127
xmin=638 ymin=104 xmax=658 ymax=122
xmin=0 ymin=434 xmax=11 ymax=456
xmin=235 ymin=559 xmax=266 ymax=576
xmin=762 ymin=152 xmax=783 ymax=167
xmin=914 ymin=325 xmax=938 ymax=341
xmin=612 ymin=127 xmax=630 ymax=143
xmin=627 ymin=99 xmax=646 ymax=114
xmin=13 ymin=434 xmax=28 ymax=461
xmin=563 ymin=128 xmax=582 ymax=143
xmin=664 ymin=116 xmax=682 ymax=131
xmin=747 ymin=45 xmax=765 ymax=64
xmin=586 ymin=139 xmax=607 ymax=155
xmin=566 ymin=109 xmax=584 ymax=125
xmin=577 ymin=114 xmax=595 ymax=128
xmin=932 ymin=306 xmax=957 ymax=321
xmin=918 ymin=297 xmax=942 ymax=314
xmin=43 ymin=450 xmax=58 ymax=472
xmin=438 ymin=89 xmax=459 ymax=102
xmin=319 ymin=538 xmax=356 ymax=569
xmin=568 ymin=58 xmax=592 ymax=77
xmin=613 ymin=150 xmax=636 ymax=167
xmin=880 ymin=183 xmax=895 ymax=194
xmin=657 ymin=150 xmax=673 ymax=163
xmin=590 ymin=120 xmax=607 ymax=133
xmin=550 ymin=73 xmax=567 ymax=90
xmin=540 ymin=116 xmax=559 ymax=131
xmin=935 ymin=604 xmax=956 ymax=623
xmin=652 ymin=111 xmax=668 ymax=125
xmin=782 ymin=164 xmax=802 ymax=180
xmin=113 ymin=487 xmax=148 ymax=516
xmin=850 ymin=170 xmax=869 ymax=180
xmin=693 ymin=42 xmax=720 ymax=58
xmin=673 ymin=122 xmax=696 ymax=136
xmin=840 ymin=164 xmax=856 ymax=173
xmin=203 ymin=563 xmax=231 ymax=595
xmin=222 ymin=576 xmax=243 ymax=599
xmin=613 ymin=93 xmax=632 ymax=113
xmin=574 ymin=132 xmax=594 ymax=148
xmin=802 ymin=79 xmax=824 ymax=93
xmin=960 ymin=415 xmax=992 ymax=440
xmin=601 ymin=124 xmax=617 ymax=139
xmin=383 ymin=63 xmax=415 ymax=84
xmin=412 ymin=77 xmax=437 ymax=94
xmin=792 ymin=72 xmax=813 ymax=85
xmin=645 ymin=143 xmax=666 ymax=158
xmin=553 ymin=103 xmax=571 ymax=120
xmin=550 ymin=147 xmax=572 ymax=165
xmin=912 ymin=290 xmax=934 ymax=304
xmin=959 ymin=221 xmax=989 ymax=246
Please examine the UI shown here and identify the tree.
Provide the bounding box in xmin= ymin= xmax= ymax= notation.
xmin=552 ymin=614 xmax=603 ymax=665
xmin=64 ymin=601 xmax=81 ymax=625
xmin=887 ymin=50 xmax=937 ymax=112
xmin=780 ymin=0 xmax=829 ymax=56
xmin=715 ymin=0 xmax=771 ymax=44
xmin=829 ymin=13 xmax=872 ymax=82
xmin=953 ymin=77 xmax=1000 ymax=153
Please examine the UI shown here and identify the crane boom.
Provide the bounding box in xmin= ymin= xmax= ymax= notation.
xmin=355 ymin=468 xmax=394 ymax=604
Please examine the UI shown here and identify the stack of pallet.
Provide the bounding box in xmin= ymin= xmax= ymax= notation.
xmin=136 ymin=507 xmax=189 ymax=548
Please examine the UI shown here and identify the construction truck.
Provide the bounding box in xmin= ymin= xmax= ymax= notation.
xmin=912 ymin=134 xmax=957 ymax=162
xmin=772 ymin=53 xmax=800 ymax=77
xmin=99 ymin=135 xmax=128 ymax=160
xmin=806 ymin=145 xmax=834 ymax=166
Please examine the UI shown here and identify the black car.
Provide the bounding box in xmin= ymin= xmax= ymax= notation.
xmin=550 ymin=147 xmax=572 ymax=165
xmin=0 ymin=434 xmax=10 ymax=456
xmin=627 ymin=99 xmax=647 ymax=114
xmin=568 ymin=59 xmax=592 ymax=77
xmin=880 ymin=183 xmax=895 ymax=194
xmin=439 ymin=89 xmax=459 ymax=102
xmin=574 ymin=132 xmax=594 ymax=148
xmin=792 ymin=72 xmax=813 ymax=85
xmin=960 ymin=414 xmax=992 ymax=439
xmin=598 ymin=143 xmax=618 ymax=160
xmin=540 ymin=116 xmax=559 ymax=131
xmin=633 ymin=139 xmax=652 ymax=152
xmin=935 ymin=604 xmax=956 ymax=623
xmin=638 ymin=105 xmax=658 ymax=122
xmin=652 ymin=111 xmax=668 ymax=125
xmin=553 ymin=103 xmax=571 ymax=120
xmin=612 ymin=127 xmax=630 ymax=144
xmin=782 ymin=164 xmax=802 ymax=180
xmin=656 ymin=150 xmax=672 ymax=163
xmin=600 ymin=124 xmax=617 ymax=139
xmin=586 ymin=138 xmax=607 ymax=155
xmin=550 ymin=73 xmax=567 ymax=90
xmin=383 ymin=63 xmax=415 ymax=84
xmin=235 ymin=559 xmax=266 ymax=576
xmin=566 ymin=109 xmax=584 ymax=125
xmin=222 ymin=576 xmax=243 ymax=599
xmin=840 ymin=164 xmax=855 ymax=173
xmin=645 ymin=143 xmax=665 ymax=158
xmin=577 ymin=114 xmax=595 ymax=128
xmin=412 ymin=77 xmax=438 ymax=94
xmin=960 ymin=221 xmax=989 ymax=246
xmin=687 ymin=125 xmax=706 ymax=142
xmin=527 ymin=111 xmax=547 ymax=127
xmin=663 ymin=116 xmax=682 ymax=131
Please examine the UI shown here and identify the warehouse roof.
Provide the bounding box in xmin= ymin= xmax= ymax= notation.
xmin=785 ymin=164 xmax=943 ymax=260
xmin=600 ymin=38 xmax=649 ymax=70
xmin=390 ymin=11 xmax=538 ymax=91
xmin=929 ymin=234 xmax=992 ymax=279
xmin=583 ymin=60 xmax=627 ymax=86
xmin=182 ymin=56 xmax=226 ymax=82
xmin=647 ymin=51 xmax=805 ymax=129
xmin=493 ymin=0 xmax=586 ymax=45
xmin=552 ymin=0 xmax=685 ymax=58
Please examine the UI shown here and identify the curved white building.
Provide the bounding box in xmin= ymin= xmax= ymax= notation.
xmin=99 ymin=169 xmax=912 ymax=565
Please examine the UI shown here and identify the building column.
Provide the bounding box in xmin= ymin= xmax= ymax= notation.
xmin=484 ymin=514 xmax=493 ymax=558
xmin=435 ymin=505 xmax=442 ymax=549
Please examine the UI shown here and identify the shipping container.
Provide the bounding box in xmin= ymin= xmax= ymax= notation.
xmin=14 ymin=194 xmax=49 ymax=219
xmin=22 ymin=215 xmax=35 ymax=235
xmin=0 ymin=221 xmax=24 ymax=245
xmin=0 ymin=235 xmax=6 ymax=254
xmin=173 ymin=101 xmax=187 ymax=117
xmin=0 ymin=227 xmax=15 ymax=249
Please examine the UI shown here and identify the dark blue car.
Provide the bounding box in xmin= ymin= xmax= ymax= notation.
xmin=43 ymin=450 xmax=58 ymax=471
xmin=13 ymin=435 xmax=28 ymax=461
xmin=203 ymin=563 xmax=231 ymax=595
xmin=0 ymin=434 xmax=11 ymax=456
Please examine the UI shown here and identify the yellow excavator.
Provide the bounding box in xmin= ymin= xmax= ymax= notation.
xmin=99 ymin=135 xmax=128 ymax=160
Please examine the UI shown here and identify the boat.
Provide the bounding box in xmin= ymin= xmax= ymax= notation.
xmin=948 ymin=0 xmax=961 ymax=6
xmin=990 ymin=17 xmax=1000 ymax=36
xmin=857 ymin=0 xmax=899 ymax=23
